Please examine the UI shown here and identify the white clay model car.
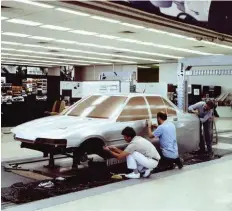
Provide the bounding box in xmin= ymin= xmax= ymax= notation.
xmin=12 ymin=94 xmax=200 ymax=165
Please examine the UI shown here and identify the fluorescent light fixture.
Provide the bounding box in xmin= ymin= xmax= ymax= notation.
xmin=2 ymin=39 xmax=179 ymax=59
xmin=1 ymin=47 xmax=16 ymax=51
xmin=69 ymin=30 xmax=97 ymax=35
xmin=2 ymin=32 xmax=29 ymax=37
xmin=91 ymin=16 xmax=120 ymax=23
xmin=17 ymin=49 xmax=34 ymax=53
xmin=29 ymin=36 xmax=53 ymax=41
xmin=120 ymin=22 xmax=144 ymax=29
xmin=137 ymin=66 xmax=151 ymax=69
xmin=7 ymin=19 xmax=41 ymax=26
xmin=1 ymin=52 xmax=112 ymax=65
xmin=95 ymin=34 xmax=119 ymax=39
xmin=56 ymin=8 xmax=90 ymax=16
xmin=56 ymin=40 xmax=76 ymax=44
xmin=146 ymin=28 xmax=196 ymax=41
xmin=13 ymin=0 xmax=54 ymax=8
xmin=1 ymin=41 xmax=21 ymax=45
xmin=1 ymin=61 xmax=52 ymax=67
xmin=1 ymin=17 xmax=8 ymax=20
xmin=201 ymin=40 xmax=232 ymax=50
xmin=40 ymin=25 xmax=71 ymax=31
xmin=118 ymin=38 xmax=144 ymax=44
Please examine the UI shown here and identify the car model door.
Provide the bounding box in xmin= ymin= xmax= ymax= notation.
xmin=106 ymin=96 xmax=150 ymax=148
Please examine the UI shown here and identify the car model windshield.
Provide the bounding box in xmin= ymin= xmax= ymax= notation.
xmin=66 ymin=95 xmax=127 ymax=119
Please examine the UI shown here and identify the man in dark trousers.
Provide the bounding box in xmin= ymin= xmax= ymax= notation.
xmin=188 ymin=100 xmax=214 ymax=158
xmin=147 ymin=112 xmax=183 ymax=170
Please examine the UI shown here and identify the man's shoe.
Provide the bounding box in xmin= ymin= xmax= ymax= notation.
xmin=207 ymin=152 xmax=214 ymax=159
xmin=178 ymin=158 xmax=184 ymax=169
xmin=125 ymin=172 xmax=140 ymax=179
xmin=142 ymin=169 xmax=152 ymax=178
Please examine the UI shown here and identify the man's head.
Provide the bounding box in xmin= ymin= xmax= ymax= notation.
xmin=204 ymin=101 xmax=214 ymax=111
xmin=157 ymin=111 xmax=167 ymax=125
xmin=121 ymin=127 xmax=136 ymax=143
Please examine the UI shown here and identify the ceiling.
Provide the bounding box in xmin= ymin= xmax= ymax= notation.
xmin=1 ymin=0 xmax=232 ymax=68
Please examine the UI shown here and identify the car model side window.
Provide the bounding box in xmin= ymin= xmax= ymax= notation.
xmin=162 ymin=98 xmax=177 ymax=116
xmin=146 ymin=96 xmax=167 ymax=118
xmin=117 ymin=97 xmax=149 ymax=122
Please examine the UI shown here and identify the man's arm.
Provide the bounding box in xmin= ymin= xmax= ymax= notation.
xmin=109 ymin=146 xmax=123 ymax=154
xmin=147 ymin=120 xmax=158 ymax=138
xmin=103 ymin=146 xmax=129 ymax=160
xmin=200 ymin=110 xmax=213 ymax=123
xmin=188 ymin=102 xmax=204 ymax=113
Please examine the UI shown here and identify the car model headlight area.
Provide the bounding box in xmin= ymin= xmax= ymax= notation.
xmin=14 ymin=135 xmax=67 ymax=147
xmin=35 ymin=138 xmax=67 ymax=146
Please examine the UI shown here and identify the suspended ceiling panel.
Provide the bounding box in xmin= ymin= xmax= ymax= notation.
xmin=1 ymin=0 xmax=232 ymax=67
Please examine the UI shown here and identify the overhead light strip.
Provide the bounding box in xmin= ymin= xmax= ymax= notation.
xmin=1 ymin=48 xmax=137 ymax=64
xmin=2 ymin=57 xmax=90 ymax=66
xmin=40 ymin=25 xmax=71 ymax=31
xmin=91 ymin=16 xmax=120 ymax=23
xmin=1 ymin=53 xmax=112 ymax=64
xmin=1 ymin=41 xmax=164 ymax=61
xmin=55 ymin=8 xmax=90 ymax=16
xmin=13 ymin=0 xmax=54 ymax=8
xmin=2 ymin=32 xmax=30 ymax=37
xmin=1 ymin=29 xmax=217 ymax=56
xmin=7 ymin=19 xmax=42 ymax=26
xmin=1 ymin=17 xmax=8 ymax=20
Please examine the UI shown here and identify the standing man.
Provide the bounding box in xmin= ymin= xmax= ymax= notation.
xmin=188 ymin=101 xmax=214 ymax=157
xmin=147 ymin=112 xmax=183 ymax=170
xmin=104 ymin=127 xmax=160 ymax=179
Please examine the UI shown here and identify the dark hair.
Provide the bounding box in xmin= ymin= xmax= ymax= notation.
xmin=157 ymin=111 xmax=167 ymax=120
xmin=121 ymin=127 xmax=136 ymax=138
xmin=206 ymin=101 xmax=214 ymax=109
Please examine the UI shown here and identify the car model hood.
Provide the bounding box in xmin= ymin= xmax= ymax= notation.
xmin=12 ymin=115 xmax=112 ymax=141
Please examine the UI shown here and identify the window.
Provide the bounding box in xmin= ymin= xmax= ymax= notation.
xmin=162 ymin=98 xmax=177 ymax=116
xmin=146 ymin=96 xmax=167 ymax=118
xmin=117 ymin=97 xmax=149 ymax=122
xmin=67 ymin=95 xmax=127 ymax=119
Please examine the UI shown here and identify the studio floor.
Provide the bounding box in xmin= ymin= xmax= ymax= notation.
xmin=1 ymin=120 xmax=232 ymax=211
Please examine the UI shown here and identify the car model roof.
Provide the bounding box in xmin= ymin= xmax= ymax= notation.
xmin=90 ymin=93 xmax=162 ymax=97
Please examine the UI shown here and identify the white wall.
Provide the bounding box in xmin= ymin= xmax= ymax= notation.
xmin=81 ymin=65 xmax=137 ymax=81
xmin=158 ymin=63 xmax=232 ymax=92
xmin=189 ymin=76 xmax=232 ymax=92
xmin=159 ymin=63 xmax=178 ymax=84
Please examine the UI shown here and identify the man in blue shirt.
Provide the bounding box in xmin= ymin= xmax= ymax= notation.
xmin=147 ymin=112 xmax=183 ymax=170
xmin=188 ymin=101 xmax=214 ymax=157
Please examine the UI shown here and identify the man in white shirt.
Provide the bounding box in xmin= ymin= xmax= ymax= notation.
xmin=104 ymin=127 xmax=160 ymax=179
xmin=188 ymin=101 xmax=214 ymax=157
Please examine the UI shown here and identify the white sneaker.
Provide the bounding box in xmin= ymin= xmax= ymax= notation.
xmin=125 ymin=172 xmax=140 ymax=179
xmin=143 ymin=169 xmax=152 ymax=178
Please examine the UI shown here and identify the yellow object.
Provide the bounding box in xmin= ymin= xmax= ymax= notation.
xmin=111 ymin=174 xmax=123 ymax=180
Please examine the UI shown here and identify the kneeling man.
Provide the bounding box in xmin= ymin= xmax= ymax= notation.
xmin=104 ymin=127 xmax=160 ymax=179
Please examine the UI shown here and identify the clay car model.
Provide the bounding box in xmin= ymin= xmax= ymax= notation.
xmin=12 ymin=94 xmax=200 ymax=164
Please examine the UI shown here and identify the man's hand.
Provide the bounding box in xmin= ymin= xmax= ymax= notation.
xmin=146 ymin=120 xmax=152 ymax=128
xmin=152 ymin=124 xmax=158 ymax=129
xmin=103 ymin=146 xmax=110 ymax=151
xmin=108 ymin=146 xmax=117 ymax=152
xmin=190 ymin=110 xmax=199 ymax=115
